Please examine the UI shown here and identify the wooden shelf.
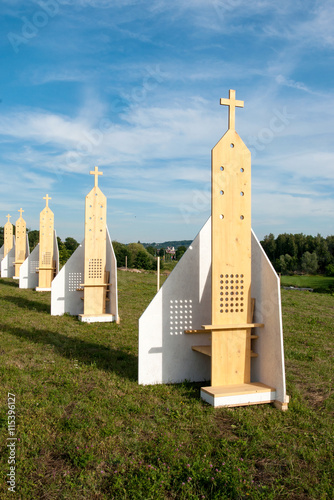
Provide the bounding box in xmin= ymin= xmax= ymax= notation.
xmin=184 ymin=329 xmax=208 ymax=334
xmin=202 ymin=323 xmax=264 ymax=331
xmin=192 ymin=345 xmax=211 ymax=356
xmin=80 ymin=283 xmax=110 ymax=287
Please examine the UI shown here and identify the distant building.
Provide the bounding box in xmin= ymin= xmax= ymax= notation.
xmin=166 ymin=246 xmax=176 ymax=257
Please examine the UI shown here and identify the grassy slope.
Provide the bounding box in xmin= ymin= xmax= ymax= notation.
xmin=0 ymin=274 xmax=333 ymax=499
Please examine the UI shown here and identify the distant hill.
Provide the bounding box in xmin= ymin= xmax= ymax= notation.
xmin=142 ymin=240 xmax=192 ymax=249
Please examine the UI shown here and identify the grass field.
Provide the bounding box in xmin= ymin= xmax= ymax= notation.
xmin=280 ymin=274 xmax=334 ymax=293
xmin=0 ymin=272 xmax=333 ymax=499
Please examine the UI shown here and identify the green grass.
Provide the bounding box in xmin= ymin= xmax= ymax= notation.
xmin=0 ymin=274 xmax=333 ymax=499
xmin=280 ymin=274 xmax=334 ymax=293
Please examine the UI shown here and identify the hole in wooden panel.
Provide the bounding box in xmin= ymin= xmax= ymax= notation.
xmin=240 ymin=192 xmax=244 ymax=196
xmin=240 ymin=168 xmax=244 ymax=172
xmin=220 ymin=214 xmax=224 ymax=219
xmin=230 ymin=143 xmax=234 ymax=148
xmin=240 ymin=215 xmax=244 ymax=220
xmin=220 ymin=166 xmax=224 ymax=171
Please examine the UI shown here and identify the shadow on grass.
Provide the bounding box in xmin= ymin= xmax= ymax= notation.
xmin=0 ymin=279 xmax=19 ymax=288
xmin=3 ymin=295 xmax=50 ymax=313
xmin=0 ymin=322 xmax=137 ymax=381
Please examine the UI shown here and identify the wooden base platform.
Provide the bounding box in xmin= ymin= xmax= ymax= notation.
xmin=78 ymin=313 xmax=116 ymax=323
xmin=201 ymin=382 xmax=276 ymax=408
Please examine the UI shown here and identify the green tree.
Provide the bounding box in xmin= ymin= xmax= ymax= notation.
xmin=57 ymin=237 xmax=70 ymax=267
xmin=112 ymin=241 xmax=132 ymax=267
xmin=278 ymin=254 xmax=295 ymax=274
xmin=176 ymin=245 xmax=187 ymax=260
xmin=301 ymin=251 xmax=318 ymax=274
xmin=325 ymin=264 xmax=334 ymax=277
xmin=261 ymin=233 xmax=276 ymax=261
xmin=0 ymin=226 xmax=3 ymax=247
xmin=135 ymin=250 xmax=152 ymax=270
xmin=65 ymin=237 xmax=79 ymax=253
xmin=27 ymin=229 xmax=39 ymax=251
xmin=146 ymin=245 xmax=156 ymax=256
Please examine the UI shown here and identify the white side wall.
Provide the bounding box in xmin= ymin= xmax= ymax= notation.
xmin=1 ymin=237 xmax=16 ymax=278
xmin=51 ymin=241 xmax=85 ymax=316
xmin=138 ymin=218 xmax=212 ymax=385
xmin=26 ymin=233 xmax=30 ymax=256
xmin=19 ymin=244 xmax=39 ymax=289
xmin=106 ymin=227 xmax=119 ymax=320
xmin=251 ymin=230 xmax=287 ymax=404
xmin=53 ymin=230 xmax=59 ymax=275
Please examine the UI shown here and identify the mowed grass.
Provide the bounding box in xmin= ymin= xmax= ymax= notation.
xmin=0 ymin=273 xmax=333 ymax=499
xmin=280 ymin=274 xmax=334 ymax=293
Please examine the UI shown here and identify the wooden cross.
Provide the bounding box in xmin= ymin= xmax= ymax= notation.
xmin=220 ymin=89 xmax=244 ymax=130
xmin=90 ymin=166 xmax=103 ymax=188
xmin=18 ymin=208 xmax=24 ymax=217
xmin=6 ymin=214 xmax=11 ymax=223
xmin=43 ymin=194 xmax=52 ymax=208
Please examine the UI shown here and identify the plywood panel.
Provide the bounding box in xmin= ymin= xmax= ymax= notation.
xmin=210 ymin=90 xmax=252 ymax=386
xmin=4 ymin=215 xmax=13 ymax=258
xmin=14 ymin=209 xmax=27 ymax=277
xmin=83 ymin=167 xmax=107 ymax=315
xmin=38 ymin=195 xmax=54 ymax=289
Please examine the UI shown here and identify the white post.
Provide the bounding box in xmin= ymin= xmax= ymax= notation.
xmin=157 ymin=256 xmax=160 ymax=292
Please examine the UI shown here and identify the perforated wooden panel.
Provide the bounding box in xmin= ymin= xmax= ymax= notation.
xmin=14 ymin=214 xmax=27 ymax=276
xmin=210 ymin=93 xmax=252 ymax=386
xmin=83 ymin=177 xmax=107 ymax=315
xmin=4 ymin=220 xmax=13 ymax=258
xmin=39 ymin=198 xmax=55 ymax=288
xmin=211 ymin=128 xmax=251 ymax=326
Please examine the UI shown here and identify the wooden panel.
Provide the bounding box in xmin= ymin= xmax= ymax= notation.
xmin=4 ymin=215 xmax=13 ymax=258
xmin=83 ymin=168 xmax=107 ymax=315
xmin=14 ymin=210 xmax=27 ymax=276
xmin=211 ymin=329 xmax=251 ymax=386
xmin=211 ymin=128 xmax=251 ymax=326
xmin=39 ymin=195 xmax=54 ymax=288
xmin=210 ymin=90 xmax=252 ymax=387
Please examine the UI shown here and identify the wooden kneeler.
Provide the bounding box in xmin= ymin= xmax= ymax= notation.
xmin=185 ymin=90 xmax=277 ymax=408
xmin=78 ymin=167 xmax=116 ymax=322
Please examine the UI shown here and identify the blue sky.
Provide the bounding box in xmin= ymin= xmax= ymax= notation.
xmin=1 ymin=0 xmax=333 ymax=244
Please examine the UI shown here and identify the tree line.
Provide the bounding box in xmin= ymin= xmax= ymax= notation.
xmin=0 ymin=227 xmax=187 ymax=270
xmin=2 ymin=226 xmax=332 ymax=275
xmin=260 ymin=233 xmax=334 ymax=276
